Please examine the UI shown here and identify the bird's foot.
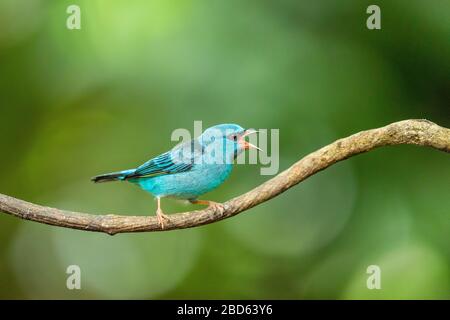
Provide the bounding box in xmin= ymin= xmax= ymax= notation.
xmin=156 ymin=209 xmax=170 ymax=229
xmin=207 ymin=201 xmax=225 ymax=215
xmin=191 ymin=200 xmax=225 ymax=216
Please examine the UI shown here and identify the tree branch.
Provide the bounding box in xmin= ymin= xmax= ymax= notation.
xmin=1 ymin=119 xmax=449 ymax=235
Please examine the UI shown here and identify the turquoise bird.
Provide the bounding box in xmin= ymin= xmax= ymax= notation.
xmin=92 ymin=124 xmax=260 ymax=228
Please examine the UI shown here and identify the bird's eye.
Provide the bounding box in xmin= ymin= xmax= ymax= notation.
xmin=232 ymin=135 xmax=238 ymax=142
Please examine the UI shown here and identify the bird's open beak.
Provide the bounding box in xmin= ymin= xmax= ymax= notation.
xmin=239 ymin=129 xmax=262 ymax=151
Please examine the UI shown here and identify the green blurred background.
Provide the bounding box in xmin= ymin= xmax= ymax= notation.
xmin=0 ymin=0 xmax=449 ymax=299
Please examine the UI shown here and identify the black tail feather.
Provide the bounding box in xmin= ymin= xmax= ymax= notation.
xmin=91 ymin=173 xmax=123 ymax=183
xmin=91 ymin=169 xmax=134 ymax=183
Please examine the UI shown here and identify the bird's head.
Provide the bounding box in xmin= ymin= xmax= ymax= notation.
xmin=200 ymin=124 xmax=260 ymax=164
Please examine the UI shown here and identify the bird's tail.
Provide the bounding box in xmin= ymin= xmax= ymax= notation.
xmin=91 ymin=169 xmax=135 ymax=183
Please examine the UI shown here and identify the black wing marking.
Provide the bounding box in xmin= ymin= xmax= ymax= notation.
xmin=126 ymin=139 xmax=204 ymax=179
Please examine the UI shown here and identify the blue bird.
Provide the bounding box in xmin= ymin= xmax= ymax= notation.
xmin=92 ymin=124 xmax=260 ymax=228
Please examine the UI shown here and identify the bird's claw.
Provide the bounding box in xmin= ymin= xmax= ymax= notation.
xmin=156 ymin=209 xmax=170 ymax=229
xmin=208 ymin=201 xmax=225 ymax=216
xmin=189 ymin=199 xmax=225 ymax=217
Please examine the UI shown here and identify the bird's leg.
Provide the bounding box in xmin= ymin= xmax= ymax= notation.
xmin=156 ymin=197 xmax=170 ymax=229
xmin=190 ymin=199 xmax=225 ymax=215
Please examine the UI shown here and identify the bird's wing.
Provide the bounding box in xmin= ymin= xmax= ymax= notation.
xmin=127 ymin=139 xmax=203 ymax=179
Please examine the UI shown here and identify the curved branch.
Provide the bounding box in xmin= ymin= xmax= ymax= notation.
xmin=1 ymin=119 xmax=449 ymax=235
